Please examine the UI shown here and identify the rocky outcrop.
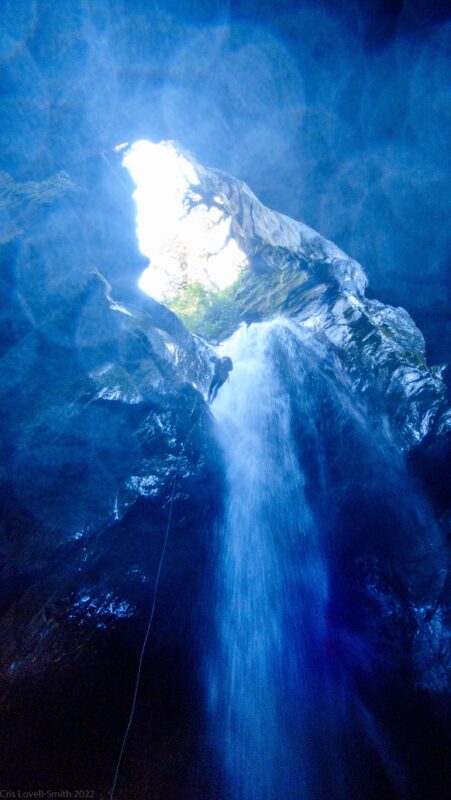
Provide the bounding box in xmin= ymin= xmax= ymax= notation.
xmin=1 ymin=266 xmax=219 ymax=671
xmin=183 ymin=149 xmax=449 ymax=449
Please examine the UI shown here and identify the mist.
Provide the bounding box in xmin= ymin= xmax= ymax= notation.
xmin=1 ymin=1 xmax=449 ymax=373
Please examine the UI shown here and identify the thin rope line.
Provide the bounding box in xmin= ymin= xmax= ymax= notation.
xmin=109 ymin=409 xmax=202 ymax=799
xmin=102 ymin=151 xmax=134 ymax=197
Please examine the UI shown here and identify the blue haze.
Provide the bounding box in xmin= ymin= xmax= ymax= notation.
xmin=0 ymin=1 xmax=449 ymax=366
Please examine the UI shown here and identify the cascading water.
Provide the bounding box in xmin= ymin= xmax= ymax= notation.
xmin=204 ymin=317 xmax=444 ymax=800
xmin=206 ymin=318 xmax=331 ymax=800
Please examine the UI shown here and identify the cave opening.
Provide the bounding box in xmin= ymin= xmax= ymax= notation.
xmin=122 ymin=139 xmax=248 ymax=341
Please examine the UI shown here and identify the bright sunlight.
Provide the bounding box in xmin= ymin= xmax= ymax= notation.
xmin=122 ymin=140 xmax=247 ymax=301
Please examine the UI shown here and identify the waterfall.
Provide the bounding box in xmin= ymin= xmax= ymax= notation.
xmin=203 ymin=317 xmax=440 ymax=800
xmin=206 ymin=319 xmax=331 ymax=800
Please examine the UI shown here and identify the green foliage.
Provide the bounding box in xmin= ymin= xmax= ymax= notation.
xmin=166 ymin=281 xmax=242 ymax=341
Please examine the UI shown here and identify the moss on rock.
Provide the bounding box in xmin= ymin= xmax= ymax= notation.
xmin=166 ymin=281 xmax=243 ymax=341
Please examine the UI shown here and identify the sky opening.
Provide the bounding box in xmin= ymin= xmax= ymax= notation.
xmin=122 ymin=140 xmax=247 ymax=301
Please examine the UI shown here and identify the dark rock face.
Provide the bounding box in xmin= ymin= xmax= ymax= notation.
xmin=0 ymin=162 xmax=223 ymax=794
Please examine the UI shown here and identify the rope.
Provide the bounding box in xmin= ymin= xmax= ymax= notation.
xmin=101 ymin=141 xmax=209 ymax=796
xmin=109 ymin=406 xmax=203 ymax=800
xmin=101 ymin=151 xmax=135 ymax=197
